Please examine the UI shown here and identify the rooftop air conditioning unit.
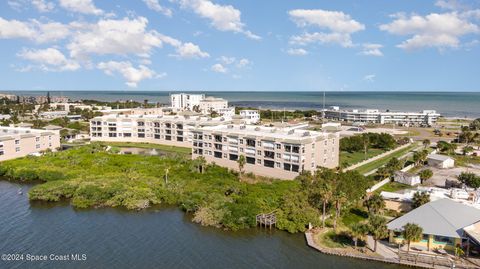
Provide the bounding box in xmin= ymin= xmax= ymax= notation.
xmin=240 ymin=125 xmax=246 ymax=129
xmin=288 ymin=130 xmax=295 ymax=135
xmin=254 ymin=127 xmax=261 ymax=131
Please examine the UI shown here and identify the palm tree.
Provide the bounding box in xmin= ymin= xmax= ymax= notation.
xmin=412 ymin=191 xmax=430 ymax=208
xmin=196 ymin=156 xmax=207 ymax=173
xmin=237 ymin=155 xmax=246 ymax=175
xmin=350 ymin=223 xmax=369 ymax=248
xmin=368 ymin=215 xmax=388 ymax=252
xmin=419 ymin=169 xmax=433 ymax=184
xmin=319 ymin=181 xmax=333 ymax=228
xmin=364 ymin=193 xmax=385 ymax=215
xmin=422 ymin=139 xmax=430 ymax=149
xmin=402 ymin=223 xmax=423 ymax=252
xmin=333 ymin=191 xmax=346 ymax=230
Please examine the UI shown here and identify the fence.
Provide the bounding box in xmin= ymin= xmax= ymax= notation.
xmin=345 ymin=143 xmax=412 ymax=171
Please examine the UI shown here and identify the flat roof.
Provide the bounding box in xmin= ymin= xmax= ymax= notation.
xmin=387 ymin=199 xmax=480 ymax=238
xmin=428 ymin=154 xmax=453 ymax=162
xmin=195 ymin=124 xmax=331 ymax=141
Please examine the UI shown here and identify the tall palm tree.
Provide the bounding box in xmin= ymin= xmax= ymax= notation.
xmin=237 ymin=155 xmax=246 ymax=175
xmin=402 ymin=223 xmax=423 ymax=252
xmin=333 ymin=191 xmax=346 ymax=230
xmin=319 ymin=182 xmax=333 ymax=228
xmin=368 ymin=215 xmax=388 ymax=252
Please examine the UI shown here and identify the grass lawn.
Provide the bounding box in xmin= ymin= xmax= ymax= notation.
xmin=340 ymin=148 xmax=386 ymax=168
xmin=376 ymin=182 xmax=412 ymax=193
xmin=96 ymin=141 xmax=191 ymax=155
xmin=316 ymin=230 xmax=352 ymax=249
xmin=341 ymin=207 xmax=369 ymax=227
xmin=354 ymin=144 xmax=418 ymax=175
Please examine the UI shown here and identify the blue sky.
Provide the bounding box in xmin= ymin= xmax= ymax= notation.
xmin=0 ymin=0 xmax=479 ymax=92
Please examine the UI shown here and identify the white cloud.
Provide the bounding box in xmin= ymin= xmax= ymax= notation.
xmin=177 ymin=0 xmax=260 ymax=40
xmin=218 ymin=56 xmax=236 ymax=65
xmin=360 ymin=43 xmax=383 ymax=56
xmin=435 ymin=0 xmax=467 ymax=11
xmin=173 ymin=42 xmax=209 ymax=58
xmin=17 ymin=48 xmax=80 ymax=71
xmin=0 ymin=17 xmax=70 ymax=43
xmin=211 ymin=63 xmax=227 ymax=73
xmin=288 ymin=9 xmax=365 ymax=48
xmin=363 ymin=74 xmax=376 ymax=82
xmin=59 ymin=0 xmax=103 ymax=15
xmin=97 ymin=61 xmax=160 ymax=87
xmin=290 ymin=32 xmax=354 ymax=47
xmin=380 ymin=12 xmax=479 ymax=50
xmin=143 ymin=0 xmax=172 ymax=17
xmin=236 ymin=58 xmax=250 ymax=68
xmin=287 ymin=48 xmax=308 ymax=56
xmin=32 ymin=0 xmax=55 ymax=12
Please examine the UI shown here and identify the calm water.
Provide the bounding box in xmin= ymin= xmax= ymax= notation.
xmin=4 ymin=91 xmax=480 ymax=118
xmin=0 ymin=181 xmax=406 ymax=269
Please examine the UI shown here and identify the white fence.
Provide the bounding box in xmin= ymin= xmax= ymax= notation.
xmin=367 ymin=177 xmax=390 ymax=193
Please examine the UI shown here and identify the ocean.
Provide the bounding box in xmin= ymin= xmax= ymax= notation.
xmin=3 ymin=91 xmax=480 ymax=118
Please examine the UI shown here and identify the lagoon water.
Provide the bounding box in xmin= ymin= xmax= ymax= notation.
xmin=5 ymin=91 xmax=480 ymax=118
xmin=0 ymin=181 xmax=406 ymax=269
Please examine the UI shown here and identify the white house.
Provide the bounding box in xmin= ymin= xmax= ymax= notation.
xmin=239 ymin=110 xmax=260 ymax=124
xmin=427 ymin=154 xmax=455 ymax=169
xmin=170 ymin=93 xmax=205 ymax=111
xmin=394 ymin=171 xmax=421 ymax=186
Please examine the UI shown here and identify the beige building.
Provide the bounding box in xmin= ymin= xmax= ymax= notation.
xmin=198 ymin=97 xmax=228 ymax=114
xmin=191 ymin=124 xmax=339 ymax=180
xmin=0 ymin=127 xmax=61 ymax=162
xmin=90 ymin=114 xmax=231 ymax=148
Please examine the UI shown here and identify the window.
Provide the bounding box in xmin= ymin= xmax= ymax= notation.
xmin=264 ymin=151 xmax=274 ymax=159
xmin=246 ymin=139 xmax=255 ymax=147
xmin=292 ymin=165 xmax=299 ymax=172
xmin=138 ymin=133 xmax=145 ymax=138
xmin=124 ymin=133 xmax=132 ymax=137
xmin=264 ymin=160 xmax=274 ymax=168
xmin=257 ymin=159 xmax=261 ymax=164
xmin=177 ymin=137 xmax=183 ymax=142
xmin=138 ymin=122 xmax=145 ymax=126
xmin=0 ymin=150 xmax=3 ymax=155
xmin=154 ymin=134 xmax=160 ymax=139
xmin=246 ymin=157 xmax=255 ymax=164
xmin=285 ymin=145 xmax=291 ymax=152
xmin=239 ymin=139 xmax=243 ymax=144
xmin=214 ymin=151 xmax=222 ymax=158
xmin=257 ymin=150 xmax=261 ymax=155
xmin=276 ymin=144 xmax=281 ymax=149
xmin=165 ymin=135 xmax=171 ymax=141
xmin=214 ymin=135 xmax=222 ymax=142
xmin=35 ymin=137 xmax=40 ymax=142
xmin=229 ymin=154 xmax=238 ymax=161
xmin=15 ymin=147 xmax=20 ymax=152
xmin=292 ymin=146 xmax=300 ymax=153
xmin=283 ymin=163 xmax=291 ymax=171
xmin=36 ymin=144 xmax=40 ymax=149
xmin=276 ymin=162 xmax=281 ymax=168
xmin=214 ymin=144 xmax=222 ymax=150
xmin=15 ymin=140 xmax=20 ymax=145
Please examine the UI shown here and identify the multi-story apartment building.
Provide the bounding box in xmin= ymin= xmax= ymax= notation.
xmin=170 ymin=93 xmax=205 ymax=111
xmin=324 ymin=107 xmax=440 ymax=126
xmin=191 ymin=124 xmax=339 ymax=180
xmin=90 ymin=114 xmax=230 ymax=148
xmin=198 ymin=97 xmax=229 ymax=114
xmin=0 ymin=127 xmax=60 ymax=161
xmin=239 ymin=110 xmax=260 ymax=124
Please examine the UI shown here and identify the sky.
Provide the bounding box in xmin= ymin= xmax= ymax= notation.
xmin=0 ymin=0 xmax=479 ymax=92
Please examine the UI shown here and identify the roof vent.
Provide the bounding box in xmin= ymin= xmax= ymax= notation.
xmin=227 ymin=125 xmax=234 ymax=129
xmin=303 ymin=131 xmax=310 ymax=137
xmin=254 ymin=127 xmax=260 ymax=131
xmin=288 ymin=129 xmax=295 ymax=135
xmin=240 ymin=125 xmax=246 ymax=129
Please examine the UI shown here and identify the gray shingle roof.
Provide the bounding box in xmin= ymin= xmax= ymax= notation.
xmin=427 ymin=154 xmax=453 ymax=162
xmin=387 ymin=199 xmax=480 ymax=238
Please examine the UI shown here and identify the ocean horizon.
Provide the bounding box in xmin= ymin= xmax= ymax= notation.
xmin=2 ymin=91 xmax=480 ymax=118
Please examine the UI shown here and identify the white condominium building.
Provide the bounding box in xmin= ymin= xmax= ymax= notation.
xmin=170 ymin=93 xmax=205 ymax=111
xmin=324 ymin=107 xmax=440 ymax=126
xmin=198 ymin=97 xmax=228 ymax=114
xmin=0 ymin=127 xmax=60 ymax=161
xmin=90 ymin=114 xmax=230 ymax=148
xmin=239 ymin=110 xmax=260 ymax=124
xmin=191 ymin=124 xmax=339 ymax=180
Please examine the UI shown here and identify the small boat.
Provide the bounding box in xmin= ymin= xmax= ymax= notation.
xmin=18 ymin=188 xmax=23 ymax=195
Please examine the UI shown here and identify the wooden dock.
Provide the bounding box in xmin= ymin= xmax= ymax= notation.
xmin=256 ymin=213 xmax=276 ymax=229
